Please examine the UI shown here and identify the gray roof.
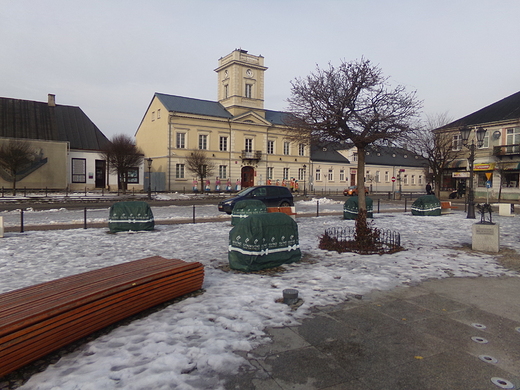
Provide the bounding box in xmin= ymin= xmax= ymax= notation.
xmin=155 ymin=93 xmax=232 ymax=119
xmin=0 ymin=97 xmax=110 ymax=150
xmin=440 ymin=90 xmax=520 ymax=129
xmin=152 ymin=93 xmax=293 ymax=126
xmin=364 ymin=145 xmax=427 ymax=167
xmin=265 ymin=110 xmax=293 ymax=126
xmin=310 ymin=143 xmax=350 ymax=164
xmin=310 ymin=143 xmax=427 ymax=167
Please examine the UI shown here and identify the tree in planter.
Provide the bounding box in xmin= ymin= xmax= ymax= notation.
xmin=0 ymin=139 xmax=37 ymax=195
xmin=101 ymin=134 xmax=143 ymax=194
xmin=409 ymin=112 xmax=461 ymax=198
xmin=287 ymin=58 xmax=422 ymax=219
xmin=186 ymin=150 xmax=215 ymax=193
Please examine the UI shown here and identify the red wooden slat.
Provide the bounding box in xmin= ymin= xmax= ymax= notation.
xmin=0 ymin=258 xmax=204 ymax=377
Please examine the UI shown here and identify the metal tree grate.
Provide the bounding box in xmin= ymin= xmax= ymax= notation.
xmin=320 ymin=226 xmax=403 ymax=255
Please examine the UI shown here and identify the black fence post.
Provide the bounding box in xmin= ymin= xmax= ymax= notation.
xmin=20 ymin=209 xmax=24 ymax=233
xmin=377 ymin=198 xmax=380 ymax=213
xmin=316 ymin=199 xmax=319 ymax=217
xmin=84 ymin=207 xmax=87 ymax=229
xmin=404 ymin=198 xmax=408 ymax=213
xmin=192 ymin=205 xmax=196 ymax=223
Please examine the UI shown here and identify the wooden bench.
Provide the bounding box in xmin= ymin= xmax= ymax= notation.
xmin=0 ymin=256 xmax=204 ymax=377
xmin=441 ymin=201 xmax=458 ymax=213
xmin=267 ymin=206 xmax=297 ymax=220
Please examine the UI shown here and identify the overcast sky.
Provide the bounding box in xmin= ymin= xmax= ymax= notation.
xmin=1 ymin=0 xmax=519 ymax=139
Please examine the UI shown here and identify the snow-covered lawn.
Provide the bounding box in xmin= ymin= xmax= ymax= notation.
xmin=0 ymin=200 xmax=518 ymax=390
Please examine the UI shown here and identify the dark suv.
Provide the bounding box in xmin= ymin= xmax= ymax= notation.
xmin=218 ymin=185 xmax=294 ymax=214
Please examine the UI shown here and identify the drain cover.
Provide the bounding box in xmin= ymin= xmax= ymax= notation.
xmin=471 ymin=336 xmax=489 ymax=344
xmin=479 ymin=355 xmax=498 ymax=364
xmin=491 ymin=377 xmax=514 ymax=389
xmin=472 ymin=323 xmax=487 ymax=330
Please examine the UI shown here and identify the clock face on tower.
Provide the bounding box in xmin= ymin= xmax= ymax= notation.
xmin=246 ymin=69 xmax=253 ymax=77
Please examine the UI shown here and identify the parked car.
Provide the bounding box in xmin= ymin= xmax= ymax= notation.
xmin=218 ymin=185 xmax=294 ymax=214
xmin=343 ymin=185 xmax=369 ymax=196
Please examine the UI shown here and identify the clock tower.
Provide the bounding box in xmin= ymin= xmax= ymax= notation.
xmin=215 ymin=49 xmax=268 ymax=117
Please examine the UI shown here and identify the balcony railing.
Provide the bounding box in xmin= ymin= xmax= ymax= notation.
xmin=241 ymin=150 xmax=262 ymax=161
xmin=493 ymin=144 xmax=520 ymax=157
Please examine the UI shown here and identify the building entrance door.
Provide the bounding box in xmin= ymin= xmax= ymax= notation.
xmin=241 ymin=166 xmax=255 ymax=188
xmin=95 ymin=160 xmax=106 ymax=188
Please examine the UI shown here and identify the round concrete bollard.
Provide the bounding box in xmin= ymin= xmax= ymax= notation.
xmin=283 ymin=289 xmax=299 ymax=305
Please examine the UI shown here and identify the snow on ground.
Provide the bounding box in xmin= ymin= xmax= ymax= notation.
xmin=0 ymin=201 xmax=518 ymax=390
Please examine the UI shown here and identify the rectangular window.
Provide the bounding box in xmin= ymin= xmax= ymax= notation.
xmin=199 ymin=134 xmax=208 ymax=150
xmin=315 ymin=169 xmax=321 ymax=181
xmin=353 ymin=153 xmax=358 ymax=162
xmin=411 ymin=175 xmax=416 ymax=185
xmin=151 ymin=111 xmax=155 ymax=121
xmin=127 ymin=168 xmax=139 ymax=183
xmin=267 ymin=140 xmax=274 ymax=154
xmin=298 ymin=168 xmax=305 ymax=181
xmin=328 ymin=169 xmax=333 ymax=181
xmin=267 ymin=167 xmax=273 ymax=180
xmin=419 ymin=175 xmax=423 ymax=185
xmin=245 ymin=138 xmax=253 ymax=152
xmin=219 ymin=136 xmax=228 ymax=152
xmin=478 ymin=130 xmax=489 ymax=149
xmin=219 ymin=165 xmax=227 ymax=179
xmin=283 ymin=141 xmax=290 ymax=155
xmin=506 ymin=127 xmax=520 ymax=153
xmin=385 ymin=171 xmax=389 ymax=182
xmin=375 ymin=171 xmax=380 ymax=183
xmin=157 ymin=109 xmax=161 ymax=119
xmin=72 ymin=158 xmax=86 ymax=183
xmin=452 ymin=134 xmax=462 ymax=151
xmin=503 ymin=172 xmax=519 ymax=188
xmin=283 ymin=168 xmax=289 ymax=180
xmin=403 ymin=174 xmax=409 ymax=185
xmin=176 ymin=133 xmax=186 ymax=149
xmin=298 ymin=144 xmax=305 ymax=156
xmin=245 ymin=84 xmax=252 ymax=98
xmin=339 ymin=170 xmax=345 ymax=181
xmin=477 ymin=172 xmax=490 ymax=187
xmin=224 ymin=85 xmax=229 ymax=99
xmin=176 ymin=164 xmax=185 ymax=179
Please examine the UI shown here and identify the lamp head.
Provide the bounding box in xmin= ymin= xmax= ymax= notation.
xmin=476 ymin=127 xmax=486 ymax=148
xmin=460 ymin=126 xmax=471 ymax=143
xmin=147 ymin=158 xmax=153 ymax=169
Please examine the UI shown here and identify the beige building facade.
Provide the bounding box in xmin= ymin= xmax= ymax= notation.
xmin=136 ymin=50 xmax=310 ymax=193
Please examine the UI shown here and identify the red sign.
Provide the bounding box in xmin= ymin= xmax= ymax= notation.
xmin=391 ymin=177 xmax=396 ymax=182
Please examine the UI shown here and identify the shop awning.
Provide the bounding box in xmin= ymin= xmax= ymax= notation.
xmin=446 ymin=159 xmax=466 ymax=169
xmin=498 ymin=162 xmax=520 ymax=170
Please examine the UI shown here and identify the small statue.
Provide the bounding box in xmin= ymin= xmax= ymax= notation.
xmin=476 ymin=203 xmax=493 ymax=224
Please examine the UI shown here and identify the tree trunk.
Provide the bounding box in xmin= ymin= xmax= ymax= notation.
xmin=357 ymin=146 xmax=367 ymax=212
xmin=12 ymin=175 xmax=16 ymax=196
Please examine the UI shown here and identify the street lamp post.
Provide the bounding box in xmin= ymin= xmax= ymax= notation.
xmin=146 ymin=158 xmax=153 ymax=200
xmin=303 ymin=164 xmax=307 ymax=197
xmin=460 ymin=126 xmax=486 ymax=219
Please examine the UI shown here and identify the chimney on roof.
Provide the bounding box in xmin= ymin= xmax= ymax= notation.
xmin=48 ymin=94 xmax=56 ymax=107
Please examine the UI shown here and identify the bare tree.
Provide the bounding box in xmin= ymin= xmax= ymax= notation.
xmin=409 ymin=112 xmax=461 ymax=198
xmin=287 ymin=58 xmax=422 ymax=215
xmin=185 ymin=150 xmax=215 ymax=193
xmin=0 ymin=139 xmax=36 ymax=195
xmin=100 ymin=134 xmax=143 ymax=193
